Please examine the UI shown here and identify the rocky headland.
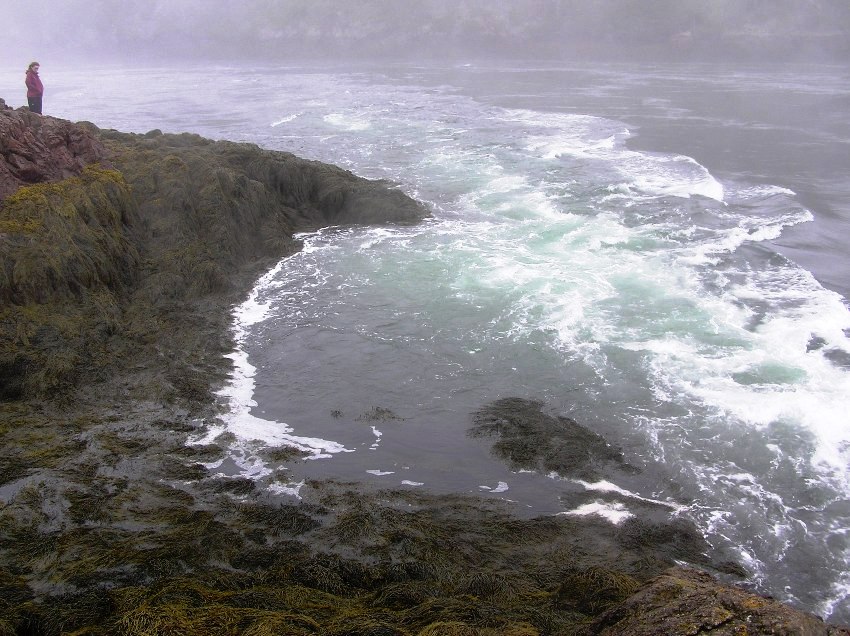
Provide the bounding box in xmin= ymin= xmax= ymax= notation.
xmin=1 ymin=100 xmax=847 ymax=635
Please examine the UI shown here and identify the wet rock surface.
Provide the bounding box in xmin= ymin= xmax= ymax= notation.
xmin=0 ymin=106 xmax=846 ymax=635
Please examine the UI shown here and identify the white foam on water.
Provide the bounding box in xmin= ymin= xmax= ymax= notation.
xmin=638 ymin=264 xmax=850 ymax=489
xmin=610 ymin=254 xmax=850 ymax=618
xmin=370 ymin=426 xmax=382 ymax=450
xmin=502 ymin=109 xmax=627 ymax=160
xmin=559 ymin=501 xmax=634 ymax=525
xmin=574 ymin=479 xmax=682 ymax=510
xmin=190 ymin=256 xmax=352 ymax=480
xmin=628 ymin=153 xmax=725 ymax=201
xmin=726 ymin=183 xmax=797 ymax=201
xmin=271 ymin=113 xmax=300 ymax=127
xmin=675 ymin=209 xmax=813 ymax=267
xmin=355 ymin=226 xmax=402 ymax=251
xmin=268 ymin=480 xmax=306 ymax=498
xmin=324 ymin=112 xmax=372 ymax=131
xmin=504 ymin=108 xmax=724 ymax=201
xmin=822 ymin=546 xmax=850 ymax=619
xmin=473 ymin=111 xmax=850 ymax=506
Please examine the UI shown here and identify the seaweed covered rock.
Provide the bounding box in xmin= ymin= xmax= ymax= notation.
xmin=469 ymin=398 xmax=735 ymax=579
xmin=0 ymin=166 xmax=140 ymax=398
xmin=99 ymin=128 xmax=425 ymax=285
xmin=581 ymin=566 xmax=850 ymax=635
xmin=0 ymin=110 xmax=428 ymax=401
xmin=469 ymin=397 xmax=629 ymax=480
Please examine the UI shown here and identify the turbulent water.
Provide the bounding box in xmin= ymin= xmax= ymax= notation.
xmin=4 ymin=61 xmax=849 ymax=622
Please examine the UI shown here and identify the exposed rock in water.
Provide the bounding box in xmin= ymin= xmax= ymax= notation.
xmin=0 ymin=105 xmax=846 ymax=635
xmin=470 ymin=397 xmax=745 ymax=579
xmin=470 ymin=397 xmax=631 ymax=480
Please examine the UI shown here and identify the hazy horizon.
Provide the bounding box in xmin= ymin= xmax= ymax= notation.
xmin=5 ymin=0 xmax=850 ymax=70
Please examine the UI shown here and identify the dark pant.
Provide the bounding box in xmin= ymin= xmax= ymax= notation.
xmin=27 ymin=95 xmax=42 ymax=114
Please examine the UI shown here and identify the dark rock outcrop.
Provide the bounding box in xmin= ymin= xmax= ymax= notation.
xmin=0 ymin=98 xmax=108 ymax=199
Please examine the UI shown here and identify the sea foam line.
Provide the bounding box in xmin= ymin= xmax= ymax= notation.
xmin=190 ymin=257 xmax=352 ymax=485
xmin=503 ymin=107 xmax=724 ymax=201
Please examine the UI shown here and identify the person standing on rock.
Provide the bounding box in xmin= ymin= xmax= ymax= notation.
xmin=25 ymin=62 xmax=44 ymax=114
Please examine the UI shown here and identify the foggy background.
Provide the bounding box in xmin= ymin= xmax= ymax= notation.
xmin=4 ymin=0 xmax=850 ymax=68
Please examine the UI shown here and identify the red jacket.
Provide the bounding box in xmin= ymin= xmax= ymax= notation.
xmin=26 ymin=70 xmax=43 ymax=98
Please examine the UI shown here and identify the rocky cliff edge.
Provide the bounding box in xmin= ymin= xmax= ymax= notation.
xmin=0 ymin=99 xmax=425 ymax=401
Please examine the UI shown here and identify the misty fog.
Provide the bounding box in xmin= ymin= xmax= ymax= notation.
xmin=4 ymin=0 xmax=850 ymax=68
